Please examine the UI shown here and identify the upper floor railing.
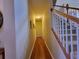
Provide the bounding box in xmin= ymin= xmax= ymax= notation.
xmin=51 ymin=4 xmax=79 ymax=59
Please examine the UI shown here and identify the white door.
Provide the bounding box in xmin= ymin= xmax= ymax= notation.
xmin=35 ymin=18 xmax=42 ymax=37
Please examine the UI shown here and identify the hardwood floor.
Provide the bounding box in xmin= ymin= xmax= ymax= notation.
xmin=30 ymin=37 xmax=53 ymax=59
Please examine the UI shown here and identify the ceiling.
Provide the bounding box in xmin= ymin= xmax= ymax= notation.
xmin=29 ymin=0 xmax=50 ymax=19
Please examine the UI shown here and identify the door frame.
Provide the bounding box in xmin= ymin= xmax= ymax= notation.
xmin=35 ymin=17 xmax=43 ymax=37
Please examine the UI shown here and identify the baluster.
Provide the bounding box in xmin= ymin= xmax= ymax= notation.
xmin=54 ymin=14 xmax=56 ymax=30
xmin=56 ymin=15 xmax=58 ymax=36
xmin=76 ymin=24 xmax=79 ymax=59
xmin=59 ymin=16 xmax=62 ymax=42
xmin=53 ymin=14 xmax=55 ymax=31
xmin=66 ymin=4 xmax=69 ymax=54
xmin=55 ymin=14 xmax=58 ymax=34
xmin=65 ymin=19 xmax=69 ymax=53
xmin=76 ymin=9 xmax=79 ymax=59
xmin=70 ymin=21 xmax=74 ymax=59
xmin=51 ymin=8 xmax=53 ymax=29
xmin=61 ymin=17 xmax=65 ymax=47
xmin=52 ymin=13 xmax=54 ymax=29
xmin=54 ymin=14 xmax=57 ymax=33
xmin=57 ymin=15 xmax=60 ymax=39
xmin=53 ymin=14 xmax=57 ymax=34
xmin=77 ymin=10 xmax=79 ymax=18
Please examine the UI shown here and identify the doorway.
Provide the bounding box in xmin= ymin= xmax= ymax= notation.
xmin=35 ymin=18 xmax=42 ymax=37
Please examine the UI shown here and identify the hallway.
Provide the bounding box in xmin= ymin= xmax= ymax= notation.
xmin=30 ymin=37 xmax=53 ymax=59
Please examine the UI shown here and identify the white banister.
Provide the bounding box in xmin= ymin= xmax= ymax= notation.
xmin=61 ymin=17 xmax=65 ymax=47
xmin=65 ymin=19 xmax=69 ymax=53
xmin=53 ymin=14 xmax=56 ymax=31
xmin=56 ymin=15 xmax=59 ymax=36
xmin=76 ymin=10 xmax=79 ymax=59
xmin=70 ymin=21 xmax=74 ymax=59
xmin=56 ymin=15 xmax=59 ymax=37
xmin=59 ymin=17 xmax=62 ymax=42
xmin=51 ymin=3 xmax=79 ymax=59
xmin=76 ymin=24 xmax=79 ymax=59
xmin=57 ymin=16 xmax=60 ymax=38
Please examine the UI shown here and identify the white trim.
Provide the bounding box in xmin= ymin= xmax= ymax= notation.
xmin=28 ymin=36 xmax=37 ymax=59
xmin=43 ymin=38 xmax=55 ymax=59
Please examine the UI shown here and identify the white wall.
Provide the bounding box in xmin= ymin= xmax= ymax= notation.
xmin=0 ymin=0 xmax=3 ymax=11
xmin=0 ymin=0 xmax=16 ymax=59
xmin=0 ymin=0 xmax=4 ymax=48
xmin=48 ymin=31 xmax=66 ymax=59
xmin=14 ymin=0 xmax=29 ymax=59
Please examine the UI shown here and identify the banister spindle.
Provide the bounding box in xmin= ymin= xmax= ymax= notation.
xmin=61 ymin=17 xmax=65 ymax=47
xmin=57 ymin=15 xmax=60 ymax=39
xmin=55 ymin=14 xmax=58 ymax=35
xmin=76 ymin=24 xmax=79 ymax=59
xmin=66 ymin=4 xmax=69 ymax=54
xmin=65 ymin=19 xmax=69 ymax=53
xmin=53 ymin=14 xmax=57 ymax=32
xmin=70 ymin=21 xmax=74 ymax=59
xmin=76 ymin=9 xmax=79 ymax=59
xmin=53 ymin=14 xmax=56 ymax=31
xmin=59 ymin=16 xmax=62 ymax=42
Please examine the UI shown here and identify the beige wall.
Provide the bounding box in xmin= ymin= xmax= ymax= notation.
xmin=28 ymin=0 xmax=52 ymax=58
xmin=29 ymin=0 xmax=51 ymax=40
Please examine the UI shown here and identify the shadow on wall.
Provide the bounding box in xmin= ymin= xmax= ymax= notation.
xmin=0 ymin=11 xmax=3 ymax=31
xmin=0 ymin=11 xmax=4 ymax=48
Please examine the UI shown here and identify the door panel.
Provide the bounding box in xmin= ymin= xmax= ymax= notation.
xmin=35 ymin=18 xmax=42 ymax=37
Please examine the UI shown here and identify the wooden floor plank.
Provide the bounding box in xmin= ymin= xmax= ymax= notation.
xmin=30 ymin=37 xmax=53 ymax=59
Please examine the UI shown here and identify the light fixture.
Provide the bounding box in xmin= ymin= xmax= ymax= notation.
xmin=36 ymin=16 xmax=41 ymax=19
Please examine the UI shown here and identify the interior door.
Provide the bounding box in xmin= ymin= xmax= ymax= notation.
xmin=35 ymin=18 xmax=42 ymax=37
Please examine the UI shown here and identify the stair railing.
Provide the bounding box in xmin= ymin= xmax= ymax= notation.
xmin=51 ymin=4 xmax=79 ymax=59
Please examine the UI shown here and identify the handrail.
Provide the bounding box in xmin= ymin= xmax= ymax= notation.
xmin=52 ymin=4 xmax=79 ymax=59
xmin=51 ymin=28 xmax=70 ymax=59
xmin=0 ymin=48 xmax=5 ymax=59
xmin=53 ymin=5 xmax=79 ymax=10
xmin=54 ymin=9 xmax=79 ymax=24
